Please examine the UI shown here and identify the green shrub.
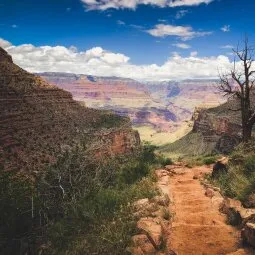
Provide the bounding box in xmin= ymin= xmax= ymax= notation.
xmin=244 ymin=155 xmax=255 ymax=176
xmin=202 ymin=156 xmax=218 ymax=165
xmin=1 ymin=140 xmax=163 ymax=255
xmin=118 ymin=160 xmax=150 ymax=185
xmin=0 ymin=171 xmax=36 ymax=254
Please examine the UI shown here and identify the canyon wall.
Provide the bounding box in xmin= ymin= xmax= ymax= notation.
xmin=0 ymin=47 xmax=140 ymax=174
xmin=39 ymin=73 xmax=224 ymax=142
xmin=192 ymin=103 xmax=242 ymax=153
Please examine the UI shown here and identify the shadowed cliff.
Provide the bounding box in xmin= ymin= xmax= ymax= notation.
xmin=0 ymin=47 xmax=140 ymax=174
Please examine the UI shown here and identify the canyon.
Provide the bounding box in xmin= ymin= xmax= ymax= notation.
xmin=38 ymin=72 xmax=225 ymax=145
xmin=0 ymin=47 xmax=140 ymax=174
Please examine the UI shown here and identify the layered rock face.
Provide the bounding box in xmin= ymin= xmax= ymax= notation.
xmin=39 ymin=73 xmax=223 ymax=138
xmin=0 ymin=47 xmax=140 ymax=173
xmin=192 ymin=101 xmax=243 ymax=153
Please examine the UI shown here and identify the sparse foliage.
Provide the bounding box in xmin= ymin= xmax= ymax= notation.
xmin=218 ymin=37 xmax=255 ymax=142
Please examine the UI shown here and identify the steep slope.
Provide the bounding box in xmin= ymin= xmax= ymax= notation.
xmin=0 ymin=48 xmax=140 ymax=174
xmin=38 ymin=72 xmax=180 ymax=132
xmin=39 ymin=73 xmax=224 ymax=145
xmin=160 ymin=96 xmax=255 ymax=156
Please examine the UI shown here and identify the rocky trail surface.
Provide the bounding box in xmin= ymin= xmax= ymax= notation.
xmin=130 ymin=164 xmax=254 ymax=255
xmin=168 ymin=164 xmax=253 ymax=255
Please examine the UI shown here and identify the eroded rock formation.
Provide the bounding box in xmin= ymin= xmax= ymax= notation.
xmin=192 ymin=104 xmax=243 ymax=154
xmin=0 ymin=47 xmax=140 ymax=174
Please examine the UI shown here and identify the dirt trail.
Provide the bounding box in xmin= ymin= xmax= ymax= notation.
xmin=167 ymin=165 xmax=249 ymax=255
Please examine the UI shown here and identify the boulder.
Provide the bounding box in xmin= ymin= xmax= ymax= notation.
xmin=220 ymin=198 xmax=242 ymax=214
xmin=137 ymin=217 xmax=163 ymax=249
xmin=220 ymin=198 xmax=255 ymax=226
xmin=205 ymin=188 xmax=215 ymax=198
xmin=244 ymin=193 xmax=255 ymax=208
xmin=225 ymin=249 xmax=248 ymax=255
xmin=151 ymin=195 xmax=170 ymax=207
xmin=133 ymin=199 xmax=159 ymax=218
xmin=211 ymin=193 xmax=224 ymax=209
xmin=193 ymin=172 xmax=203 ymax=180
xmin=131 ymin=234 xmax=156 ymax=255
xmin=134 ymin=199 xmax=150 ymax=210
xmin=127 ymin=247 xmax=145 ymax=255
xmin=242 ymin=222 xmax=255 ymax=248
xmin=212 ymin=161 xmax=228 ymax=179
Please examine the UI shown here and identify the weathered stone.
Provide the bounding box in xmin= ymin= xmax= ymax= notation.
xmin=133 ymin=199 xmax=159 ymax=218
xmin=134 ymin=199 xmax=150 ymax=210
xmin=151 ymin=195 xmax=170 ymax=207
xmin=242 ymin=222 xmax=255 ymax=248
xmin=212 ymin=161 xmax=228 ymax=179
xmin=225 ymin=249 xmax=248 ymax=255
xmin=221 ymin=198 xmax=255 ymax=225
xmin=193 ymin=172 xmax=203 ymax=179
xmin=245 ymin=193 xmax=255 ymax=208
xmin=137 ymin=217 xmax=163 ymax=249
xmin=205 ymin=188 xmax=215 ymax=198
xmin=127 ymin=246 xmax=145 ymax=255
xmin=220 ymin=198 xmax=242 ymax=214
xmin=131 ymin=235 xmax=156 ymax=255
xmin=239 ymin=208 xmax=255 ymax=223
xmin=211 ymin=193 xmax=224 ymax=209
xmin=193 ymin=107 xmax=242 ymax=154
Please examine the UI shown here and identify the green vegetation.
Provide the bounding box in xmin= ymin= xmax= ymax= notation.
xmin=209 ymin=141 xmax=255 ymax=207
xmin=0 ymin=143 xmax=167 ymax=255
xmin=177 ymin=154 xmax=219 ymax=168
xmin=159 ymin=132 xmax=217 ymax=158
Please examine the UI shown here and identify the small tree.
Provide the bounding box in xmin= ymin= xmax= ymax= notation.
xmin=219 ymin=37 xmax=255 ymax=142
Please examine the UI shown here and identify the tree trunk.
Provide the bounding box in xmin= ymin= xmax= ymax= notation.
xmin=242 ymin=123 xmax=253 ymax=143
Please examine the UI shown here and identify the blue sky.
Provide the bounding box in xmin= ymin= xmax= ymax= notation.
xmin=1 ymin=0 xmax=255 ymax=80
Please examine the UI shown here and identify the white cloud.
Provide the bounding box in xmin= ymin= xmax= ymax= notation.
xmin=81 ymin=0 xmax=214 ymax=10
xmin=175 ymin=10 xmax=188 ymax=19
xmin=190 ymin=51 xmax=198 ymax=57
xmin=146 ymin=24 xmax=212 ymax=40
xmin=1 ymin=38 xmax=236 ymax=81
xmin=173 ymin=43 xmax=191 ymax=49
xmin=220 ymin=45 xmax=233 ymax=49
xmin=117 ymin=20 xmax=125 ymax=25
xmin=221 ymin=25 xmax=230 ymax=32
xmin=0 ymin=38 xmax=12 ymax=48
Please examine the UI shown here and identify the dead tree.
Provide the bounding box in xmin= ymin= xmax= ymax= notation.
xmin=219 ymin=37 xmax=255 ymax=142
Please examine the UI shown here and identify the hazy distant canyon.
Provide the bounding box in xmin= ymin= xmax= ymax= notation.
xmin=39 ymin=72 xmax=225 ymax=145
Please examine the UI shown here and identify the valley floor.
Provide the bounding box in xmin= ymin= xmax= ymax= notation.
xmin=134 ymin=121 xmax=193 ymax=146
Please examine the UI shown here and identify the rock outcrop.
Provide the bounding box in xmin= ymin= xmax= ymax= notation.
xmin=0 ymin=47 xmax=140 ymax=173
xmin=192 ymin=102 xmax=243 ymax=154
xmin=39 ymin=73 xmax=224 ymax=137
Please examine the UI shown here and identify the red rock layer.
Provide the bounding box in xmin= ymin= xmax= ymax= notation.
xmin=0 ymin=48 xmax=140 ymax=173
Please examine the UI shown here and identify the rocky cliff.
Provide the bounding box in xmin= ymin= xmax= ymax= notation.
xmin=160 ymin=98 xmax=251 ymax=156
xmin=192 ymin=104 xmax=242 ymax=153
xmin=0 ymin=47 xmax=140 ymax=174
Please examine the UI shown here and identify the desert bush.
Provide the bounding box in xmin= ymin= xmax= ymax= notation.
xmin=244 ymin=155 xmax=255 ymax=176
xmin=211 ymin=143 xmax=255 ymax=206
xmin=0 ymin=171 xmax=37 ymax=255
xmin=0 ymin=141 xmax=163 ymax=255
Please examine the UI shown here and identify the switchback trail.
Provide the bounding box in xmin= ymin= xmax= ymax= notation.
xmin=167 ymin=165 xmax=252 ymax=255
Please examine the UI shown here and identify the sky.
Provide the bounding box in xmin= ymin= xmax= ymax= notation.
xmin=1 ymin=0 xmax=255 ymax=81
